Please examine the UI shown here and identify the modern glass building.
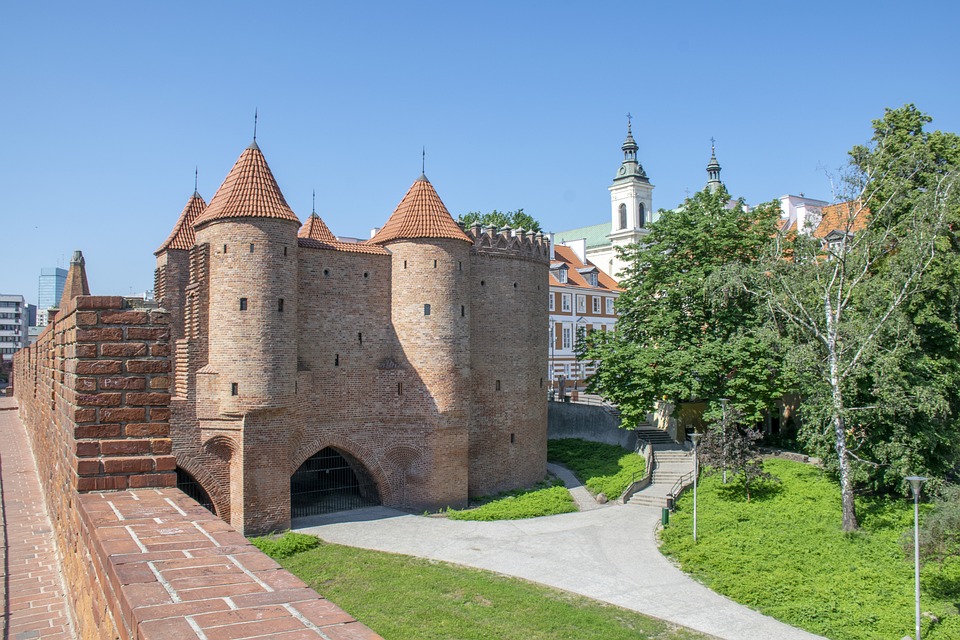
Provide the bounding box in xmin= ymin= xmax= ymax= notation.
xmin=36 ymin=267 xmax=67 ymax=326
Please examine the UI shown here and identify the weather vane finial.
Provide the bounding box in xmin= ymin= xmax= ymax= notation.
xmin=194 ymin=166 xmax=198 ymax=193
xmin=312 ymin=189 xmax=316 ymax=215
xmin=253 ymin=108 xmax=258 ymax=141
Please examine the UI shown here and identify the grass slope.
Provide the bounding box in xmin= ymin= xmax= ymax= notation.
xmin=548 ymin=438 xmax=646 ymax=498
xmin=446 ymin=480 xmax=576 ymax=521
xmin=278 ymin=536 xmax=710 ymax=640
xmin=660 ymin=458 xmax=960 ymax=640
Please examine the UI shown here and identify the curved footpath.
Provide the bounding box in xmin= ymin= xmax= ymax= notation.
xmin=294 ymin=491 xmax=824 ymax=640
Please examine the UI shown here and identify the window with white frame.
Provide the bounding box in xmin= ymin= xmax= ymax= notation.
xmin=587 ymin=272 xmax=598 ymax=287
xmin=549 ymin=293 xmax=555 ymax=311
xmin=592 ymin=297 xmax=600 ymax=313
xmin=562 ymin=324 xmax=572 ymax=349
xmin=606 ymin=297 xmax=615 ymax=315
xmin=576 ymin=295 xmax=586 ymax=313
xmin=556 ymin=267 xmax=567 ymax=284
xmin=561 ymin=294 xmax=571 ymax=312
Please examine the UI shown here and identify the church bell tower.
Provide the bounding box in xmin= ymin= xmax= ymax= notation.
xmin=607 ymin=115 xmax=655 ymax=276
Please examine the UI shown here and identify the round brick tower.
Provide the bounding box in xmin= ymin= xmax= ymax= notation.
xmin=192 ymin=141 xmax=300 ymax=413
xmin=370 ymin=174 xmax=473 ymax=507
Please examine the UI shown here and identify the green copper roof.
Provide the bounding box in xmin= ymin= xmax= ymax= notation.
xmin=555 ymin=221 xmax=612 ymax=249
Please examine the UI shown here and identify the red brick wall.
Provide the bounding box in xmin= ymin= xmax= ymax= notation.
xmin=12 ymin=296 xmax=381 ymax=639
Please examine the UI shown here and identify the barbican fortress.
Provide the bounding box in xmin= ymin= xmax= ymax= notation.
xmin=155 ymin=140 xmax=550 ymax=534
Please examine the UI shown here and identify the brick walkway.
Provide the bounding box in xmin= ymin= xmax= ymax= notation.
xmin=0 ymin=398 xmax=77 ymax=639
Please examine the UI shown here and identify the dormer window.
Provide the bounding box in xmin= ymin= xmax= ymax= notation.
xmin=551 ymin=262 xmax=569 ymax=284
xmin=557 ymin=268 xmax=567 ymax=284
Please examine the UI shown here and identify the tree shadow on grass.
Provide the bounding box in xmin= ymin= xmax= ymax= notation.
xmin=714 ymin=476 xmax=785 ymax=503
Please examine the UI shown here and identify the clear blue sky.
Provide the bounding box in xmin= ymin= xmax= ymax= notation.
xmin=3 ymin=1 xmax=958 ymax=305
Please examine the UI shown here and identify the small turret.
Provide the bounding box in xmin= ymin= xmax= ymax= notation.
xmin=193 ymin=141 xmax=300 ymax=412
xmin=706 ymin=138 xmax=723 ymax=193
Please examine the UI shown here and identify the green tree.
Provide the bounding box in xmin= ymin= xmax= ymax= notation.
xmin=582 ymin=186 xmax=785 ymax=430
xmin=697 ymin=406 xmax=777 ymax=502
xmin=459 ymin=209 xmax=542 ymax=233
xmin=733 ymin=105 xmax=960 ymax=531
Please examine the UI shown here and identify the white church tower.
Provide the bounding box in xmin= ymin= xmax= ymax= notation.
xmin=606 ymin=115 xmax=655 ymax=277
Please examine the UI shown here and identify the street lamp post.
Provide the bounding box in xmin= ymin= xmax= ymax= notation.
xmin=691 ymin=432 xmax=701 ymax=543
xmin=906 ymin=475 xmax=927 ymax=640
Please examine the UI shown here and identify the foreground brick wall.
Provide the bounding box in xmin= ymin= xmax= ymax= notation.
xmin=13 ymin=295 xmax=381 ymax=639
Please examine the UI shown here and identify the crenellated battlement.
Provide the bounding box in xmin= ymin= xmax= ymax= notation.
xmin=463 ymin=223 xmax=551 ymax=262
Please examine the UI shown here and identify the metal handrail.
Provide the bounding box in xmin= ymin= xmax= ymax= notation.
xmin=667 ymin=469 xmax=696 ymax=509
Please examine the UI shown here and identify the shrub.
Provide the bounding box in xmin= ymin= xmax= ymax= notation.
xmin=250 ymin=531 xmax=321 ymax=559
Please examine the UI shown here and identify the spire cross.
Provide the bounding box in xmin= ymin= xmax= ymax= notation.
xmin=710 ymin=136 xmax=716 ymax=152
xmin=253 ymin=108 xmax=258 ymax=141
xmin=626 ymin=112 xmax=633 ymax=132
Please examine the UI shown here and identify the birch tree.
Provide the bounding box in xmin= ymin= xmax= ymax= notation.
xmin=733 ymin=106 xmax=959 ymax=531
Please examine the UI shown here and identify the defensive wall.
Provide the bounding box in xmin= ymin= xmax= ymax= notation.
xmin=12 ymin=292 xmax=381 ymax=639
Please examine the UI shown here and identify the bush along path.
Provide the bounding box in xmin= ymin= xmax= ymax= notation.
xmin=660 ymin=458 xmax=960 ymax=640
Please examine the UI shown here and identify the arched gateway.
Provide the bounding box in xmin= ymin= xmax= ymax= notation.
xmin=290 ymin=447 xmax=381 ymax=518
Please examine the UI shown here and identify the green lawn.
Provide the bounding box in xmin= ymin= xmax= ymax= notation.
xmin=446 ymin=477 xmax=577 ymax=521
xmin=660 ymin=458 xmax=960 ymax=640
xmin=548 ymin=438 xmax=646 ymax=498
xmin=274 ymin=534 xmax=710 ymax=640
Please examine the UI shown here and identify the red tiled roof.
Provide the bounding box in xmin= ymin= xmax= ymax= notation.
xmin=193 ymin=142 xmax=300 ymax=228
xmin=550 ymin=245 xmax=622 ymax=291
xmin=156 ymin=192 xmax=206 ymax=254
xmin=297 ymin=237 xmax=390 ymax=255
xmin=369 ymin=175 xmax=472 ymax=245
xmin=814 ymin=201 xmax=869 ymax=239
xmin=298 ymin=213 xmax=336 ymax=243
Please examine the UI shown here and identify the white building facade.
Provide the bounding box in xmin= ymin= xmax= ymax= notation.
xmin=0 ymin=295 xmax=30 ymax=363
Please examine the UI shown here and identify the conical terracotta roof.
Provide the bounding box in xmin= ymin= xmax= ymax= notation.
xmin=59 ymin=251 xmax=90 ymax=308
xmin=193 ymin=142 xmax=300 ymax=228
xmin=156 ymin=191 xmax=207 ymax=254
xmin=369 ymin=175 xmax=472 ymax=245
xmin=298 ymin=212 xmax=336 ymax=243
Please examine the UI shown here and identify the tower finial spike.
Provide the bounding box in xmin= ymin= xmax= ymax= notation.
xmin=312 ymin=189 xmax=316 ymax=215
xmin=422 ymin=146 xmax=425 ymax=175
xmin=194 ymin=166 xmax=199 ymax=193
xmin=253 ymin=108 xmax=258 ymax=141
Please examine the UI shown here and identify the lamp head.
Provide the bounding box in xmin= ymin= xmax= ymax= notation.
xmin=690 ymin=432 xmax=701 ymax=448
xmin=905 ymin=475 xmax=928 ymax=498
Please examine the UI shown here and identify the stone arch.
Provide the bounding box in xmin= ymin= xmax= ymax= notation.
xmin=174 ymin=454 xmax=231 ymax=521
xmin=291 ymin=434 xmax=395 ymax=505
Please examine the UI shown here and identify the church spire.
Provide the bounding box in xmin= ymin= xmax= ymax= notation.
xmin=706 ymin=137 xmax=723 ymax=193
xmin=614 ymin=114 xmax=648 ymax=182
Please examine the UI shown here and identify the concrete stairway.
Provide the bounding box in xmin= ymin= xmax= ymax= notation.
xmin=633 ymin=423 xmax=683 ymax=449
xmin=628 ymin=449 xmax=695 ymax=509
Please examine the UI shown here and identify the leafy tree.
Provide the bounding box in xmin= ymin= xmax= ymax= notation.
xmin=459 ymin=209 xmax=542 ymax=233
xmin=731 ymin=105 xmax=960 ymax=531
xmin=582 ymin=186 xmax=785 ymax=429
xmin=696 ymin=404 xmax=777 ymax=501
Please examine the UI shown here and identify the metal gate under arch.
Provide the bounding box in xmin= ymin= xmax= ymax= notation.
xmin=176 ymin=467 xmax=216 ymax=515
xmin=290 ymin=447 xmax=380 ymax=518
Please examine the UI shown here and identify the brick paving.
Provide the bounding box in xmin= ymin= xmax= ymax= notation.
xmin=0 ymin=398 xmax=77 ymax=639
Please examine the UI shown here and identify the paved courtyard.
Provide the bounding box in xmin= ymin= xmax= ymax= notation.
xmin=295 ymin=502 xmax=825 ymax=640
